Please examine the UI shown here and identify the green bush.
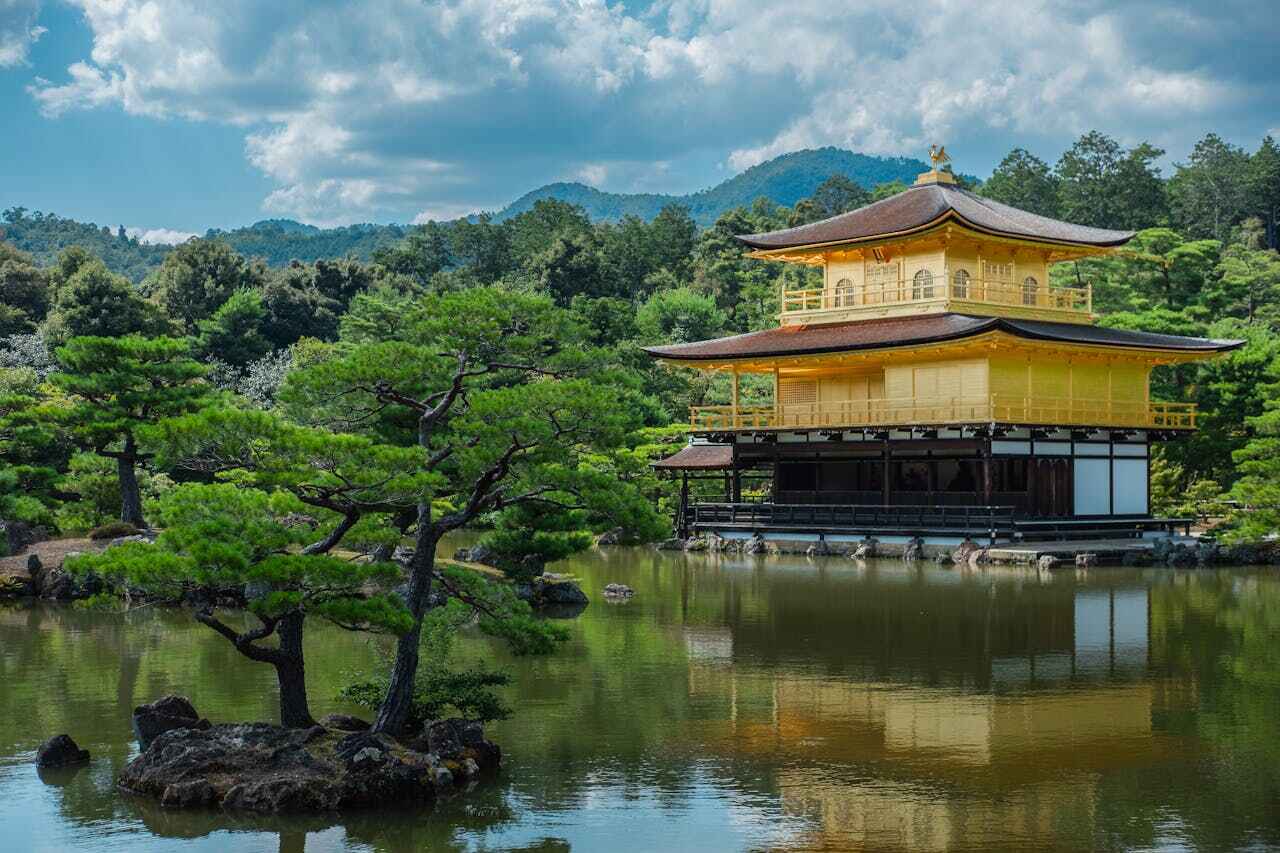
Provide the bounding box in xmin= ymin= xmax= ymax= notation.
xmin=87 ymin=521 xmax=142 ymax=540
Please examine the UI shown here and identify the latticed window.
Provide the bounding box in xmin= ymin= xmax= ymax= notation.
xmin=865 ymin=261 xmax=899 ymax=302
xmin=1022 ymin=276 xmax=1038 ymax=306
xmin=951 ymin=268 xmax=970 ymax=298
xmin=983 ymin=261 xmax=1013 ymax=282
xmin=833 ymin=277 xmax=855 ymax=307
xmin=912 ymin=269 xmax=934 ymax=300
xmin=779 ymin=379 xmax=818 ymax=406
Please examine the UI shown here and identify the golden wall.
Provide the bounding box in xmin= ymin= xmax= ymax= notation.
xmin=780 ymin=356 xmax=1150 ymax=408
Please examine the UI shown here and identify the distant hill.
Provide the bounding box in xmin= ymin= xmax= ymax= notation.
xmin=207 ymin=220 xmax=409 ymax=268
xmin=494 ymin=148 xmax=930 ymax=225
xmin=1 ymin=148 xmax=934 ymax=280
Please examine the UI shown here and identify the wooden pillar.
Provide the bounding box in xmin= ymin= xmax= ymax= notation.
xmin=732 ymin=467 xmax=742 ymax=503
xmin=981 ymin=441 xmax=993 ymax=506
xmin=731 ymin=367 xmax=740 ymax=429
xmin=772 ymin=366 xmax=780 ymax=426
xmin=678 ymin=471 xmax=690 ymax=538
xmin=882 ymin=440 xmax=892 ymax=507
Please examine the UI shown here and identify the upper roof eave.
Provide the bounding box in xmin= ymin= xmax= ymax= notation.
xmin=735 ymin=183 xmax=1135 ymax=253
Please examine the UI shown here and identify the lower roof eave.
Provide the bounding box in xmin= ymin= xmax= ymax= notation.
xmin=690 ymin=421 xmax=1193 ymax=439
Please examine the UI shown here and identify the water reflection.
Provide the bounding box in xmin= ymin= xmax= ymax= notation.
xmin=1 ymin=552 xmax=1278 ymax=851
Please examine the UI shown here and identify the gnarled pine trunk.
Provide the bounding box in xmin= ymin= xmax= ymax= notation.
xmin=274 ymin=611 xmax=315 ymax=728
xmin=116 ymin=435 xmax=146 ymax=527
xmin=372 ymin=505 xmax=436 ymax=735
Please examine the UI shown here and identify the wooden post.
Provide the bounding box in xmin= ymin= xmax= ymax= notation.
xmin=731 ymin=366 xmax=740 ymax=429
xmin=882 ymin=440 xmax=892 ymax=507
xmin=981 ymin=441 xmax=993 ymax=506
xmin=772 ymin=366 xmax=780 ymax=427
xmin=732 ymin=468 xmax=742 ymax=502
xmin=678 ymin=471 xmax=689 ymax=538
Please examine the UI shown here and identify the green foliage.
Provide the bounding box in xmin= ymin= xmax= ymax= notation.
xmin=67 ymin=483 xmax=409 ymax=633
xmin=43 ymin=260 xmax=168 ymax=343
xmin=1 ymin=208 xmax=171 ymax=282
xmin=636 ymin=287 xmax=726 ymax=344
xmin=51 ymin=335 xmax=211 ymax=453
xmin=87 ymin=520 xmax=143 ymax=540
xmin=144 ymin=238 xmax=266 ymax=331
xmin=56 ymin=453 xmax=172 ymax=533
xmin=196 ymin=289 xmax=272 ymax=367
xmin=0 ymin=243 xmax=50 ymax=334
xmin=788 ymin=175 xmax=872 ymax=226
xmin=980 ymin=148 xmax=1059 ymax=217
xmin=1056 ymin=132 xmax=1166 ymax=230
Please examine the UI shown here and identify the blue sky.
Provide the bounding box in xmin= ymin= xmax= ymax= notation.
xmin=1 ymin=1 xmax=1277 ymax=241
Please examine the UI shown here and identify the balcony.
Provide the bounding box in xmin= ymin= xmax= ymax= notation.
xmin=780 ymin=277 xmax=1092 ymax=324
xmin=689 ymin=395 xmax=1197 ymax=432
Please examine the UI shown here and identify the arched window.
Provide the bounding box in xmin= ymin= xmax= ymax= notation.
xmin=1022 ymin=276 xmax=1038 ymax=306
xmin=834 ymin=277 xmax=855 ymax=307
xmin=952 ymin=268 xmax=970 ymax=299
xmin=912 ymin=269 xmax=934 ymax=300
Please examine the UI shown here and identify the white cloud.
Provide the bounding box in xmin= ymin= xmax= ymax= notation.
xmin=411 ymin=203 xmax=478 ymax=224
xmin=574 ymin=163 xmax=608 ymax=186
xmin=23 ymin=0 xmax=1277 ymax=223
xmin=125 ymin=226 xmax=197 ymax=245
xmin=0 ymin=0 xmax=44 ymax=67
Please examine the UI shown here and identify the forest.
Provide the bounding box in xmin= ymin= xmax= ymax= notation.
xmin=2 ymin=128 xmax=1280 ymax=727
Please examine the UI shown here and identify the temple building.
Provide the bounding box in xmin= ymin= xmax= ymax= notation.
xmin=647 ymin=152 xmax=1242 ymax=543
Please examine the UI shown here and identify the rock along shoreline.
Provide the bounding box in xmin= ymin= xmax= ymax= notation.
xmin=44 ymin=695 xmax=502 ymax=814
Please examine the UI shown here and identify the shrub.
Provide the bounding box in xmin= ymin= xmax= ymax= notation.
xmin=88 ymin=521 xmax=142 ymax=540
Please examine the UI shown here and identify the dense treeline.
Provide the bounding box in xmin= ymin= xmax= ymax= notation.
xmin=3 ymin=127 xmax=1280 ymax=730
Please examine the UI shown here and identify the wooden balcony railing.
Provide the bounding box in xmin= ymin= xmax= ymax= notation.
xmin=690 ymin=395 xmax=1197 ymax=431
xmin=780 ymin=277 xmax=1091 ymax=319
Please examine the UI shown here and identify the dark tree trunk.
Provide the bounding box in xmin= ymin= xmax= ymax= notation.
xmin=117 ymin=448 xmax=145 ymax=528
xmin=274 ymin=612 xmax=315 ymax=728
xmin=372 ymin=504 xmax=436 ymax=735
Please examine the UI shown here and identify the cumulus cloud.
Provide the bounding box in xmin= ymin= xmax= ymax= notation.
xmin=24 ymin=0 xmax=1279 ymax=223
xmin=0 ymin=0 xmax=44 ymax=67
xmin=125 ymin=226 xmax=197 ymax=245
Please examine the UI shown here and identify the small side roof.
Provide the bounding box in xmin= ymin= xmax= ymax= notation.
xmin=738 ymin=182 xmax=1134 ymax=252
xmin=644 ymin=314 xmax=1244 ymax=362
xmin=652 ymin=444 xmax=733 ymax=470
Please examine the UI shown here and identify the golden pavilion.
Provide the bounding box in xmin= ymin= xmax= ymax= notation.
xmin=647 ymin=152 xmax=1242 ymax=543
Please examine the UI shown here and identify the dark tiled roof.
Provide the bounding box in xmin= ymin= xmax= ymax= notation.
xmin=652 ymin=444 xmax=733 ymax=469
xmin=643 ymin=314 xmax=1244 ymax=361
xmin=738 ymin=183 xmax=1134 ymax=250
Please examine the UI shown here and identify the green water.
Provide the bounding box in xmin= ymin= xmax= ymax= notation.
xmin=2 ymin=546 xmax=1279 ymax=852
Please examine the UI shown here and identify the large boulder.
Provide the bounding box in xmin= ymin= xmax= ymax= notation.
xmin=317 ymin=714 xmax=370 ymax=732
xmin=414 ymin=718 xmax=501 ymax=772
xmin=2 ymin=520 xmax=47 ymax=556
xmin=133 ymin=695 xmax=212 ymax=750
xmin=36 ymin=734 xmax=90 ymax=768
xmin=602 ymin=583 xmax=634 ymax=599
xmin=532 ymin=574 xmax=588 ymax=607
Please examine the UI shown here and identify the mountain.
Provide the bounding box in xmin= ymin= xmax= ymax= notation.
xmin=493 ymin=148 xmax=930 ymax=225
xmin=1 ymin=148 xmax=934 ymax=280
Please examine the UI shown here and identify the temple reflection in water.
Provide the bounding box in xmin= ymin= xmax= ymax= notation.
xmin=678 ymin=563 xmax=1180 ymax=851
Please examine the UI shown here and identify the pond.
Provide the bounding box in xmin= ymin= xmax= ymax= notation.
xmin=2 ymin=545 xmax=1279 ymax=852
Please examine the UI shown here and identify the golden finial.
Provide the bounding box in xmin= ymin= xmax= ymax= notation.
xmin=916 ymin=145 xmax=957 ymax=186
xmin=929 ymin=144 xmax=951 ymax=171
